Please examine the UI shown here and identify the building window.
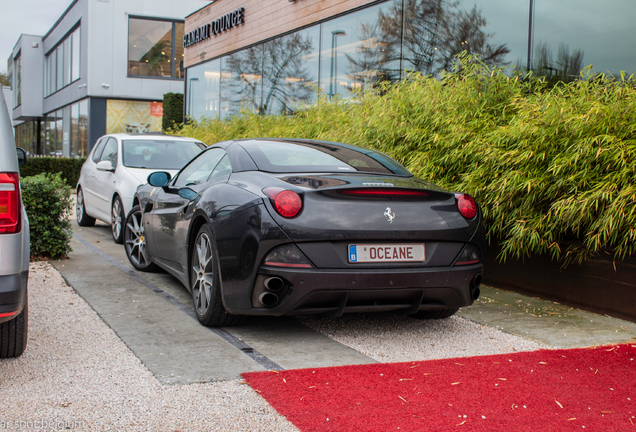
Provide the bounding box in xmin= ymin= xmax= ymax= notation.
xmin=14 ymin=54 xmax=21 ymax=108
xmin=532 ymin=0 xmax=636 ymax=81
xmin=128 ymin=17 xmax=184 ymax=79
xmin=7 ymin=58 xmax=13 ymax=91
xmin=46 ymin=26 xmax=81 ymax=97
xmin=185 ymin=0 xmax=527 ymax=120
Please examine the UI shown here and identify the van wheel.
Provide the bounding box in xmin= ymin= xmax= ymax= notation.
xmin=0 ymin=297 xmax=28 ymax=358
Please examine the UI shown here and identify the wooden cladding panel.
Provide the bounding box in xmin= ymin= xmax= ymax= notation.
xmin=184 ymin=0 xmax=375 ymax=67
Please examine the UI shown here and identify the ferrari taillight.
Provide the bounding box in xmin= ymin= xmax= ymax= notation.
xmin=0 ymin=173 xmax=21 ymax=234
xmin=263 ymin=187 xmax=303 ymax=218
xmin=455 ymin=193 xmax=477 ymax=219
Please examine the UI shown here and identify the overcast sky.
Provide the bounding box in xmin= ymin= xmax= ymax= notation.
xmin=1 ymin=0 xmax=73 ymax=72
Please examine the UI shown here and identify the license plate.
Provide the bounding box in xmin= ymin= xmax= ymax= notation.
xmin=348 ymin=244 xmax=425 ymax=263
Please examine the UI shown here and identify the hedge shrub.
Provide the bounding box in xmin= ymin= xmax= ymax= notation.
xmin=21 ymin=173 xmax=73 ymax=259
xmin=20 ymin=157 xmax=86 ymax=187
xmin=162 ymin=92 xmax=184 ymax=132
xmin=174 ymin=54 xmax=636 ymax=265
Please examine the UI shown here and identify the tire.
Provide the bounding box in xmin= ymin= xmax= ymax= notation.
xmin=111 ymin=196 xmax=125 ymax=244
xmin=76 ymin=187 xmax=96 ymax=227
xmin=124 ymin=205 xmax=158 ymax=272
xmin=0 ymin=297 xmax=28 ymax=358
xmin=410 ymin=308 xmax=459 ymax=320
xmin=191 ymin=224 xmax=246 ymax=327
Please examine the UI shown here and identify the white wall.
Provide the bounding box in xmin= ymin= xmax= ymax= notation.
xmin=86 ymin=0 xmax=206 ymax=100
xmin=2 ymin=87 xmax=14 ymax=128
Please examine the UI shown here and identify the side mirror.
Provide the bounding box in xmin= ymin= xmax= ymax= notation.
xmin=96 ymin=160 xmax=115 ymax=172
xmin=16 ymin=148 xmax=27 ymax=166
xmin=147 ymin=171 xmax=171 ymax=187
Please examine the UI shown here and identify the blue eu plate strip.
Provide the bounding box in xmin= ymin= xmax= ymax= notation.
xmin=349 ymin=245 xmax=357 ymax=262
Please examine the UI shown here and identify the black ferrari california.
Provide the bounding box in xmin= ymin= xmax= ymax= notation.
xmin=124 ymin=138 xmax=484 ymax=327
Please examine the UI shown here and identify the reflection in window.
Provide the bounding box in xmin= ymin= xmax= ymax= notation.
xmin=56 ymin=45 xmax=64 ymax=91
xmin=14 ymin=54 xmax=21 ymax=107
xmin=533 ymin=0 xmax=636 ymax=79
xmin=401 ymin=0 xmax=511 ymax=76
xmin=45 ymin=112 xmax=55 ymax=156
xmin=55 ymin=110 xmax=63 ymax=157
xmin=185 ymin=0 xmax=528 ymax=119
xmin=320 ymin=2 xmax=402 ymax=99
xmin=188 ymin=59 xmax=221 ymax=120
xmin=71 ymin=104 xmax=80 ymax=157
xmin=222 ymin=45 xmax=264 ymax=118
xmin=174 ymin=23 xmax=185 ymax=79
xmin=128 ymin=17 xmax=182 ymax=78
xmin=46 ymin=26 xmax=81 ymax=96
xmin=261 ymin=27 xmax=320 ymax=115
xmin=71 ymin=27 xmax=80 ymax=82
xmin=79 ymin=100 xmax=88 ymax=157
xmin=100 ymin=138 xmax=118 ymax=168
xmin=174 ymin=148 xmax=226 ymax=187
xmin=63 ymin=37 xmax=71 ymax=86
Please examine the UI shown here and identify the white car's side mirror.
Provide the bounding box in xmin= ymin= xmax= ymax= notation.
xmin=96 ymin=160 xmax=115 ymax=172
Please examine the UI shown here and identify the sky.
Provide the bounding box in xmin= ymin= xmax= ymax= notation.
xmin=1 ymin=0 xmax=73 ymax=73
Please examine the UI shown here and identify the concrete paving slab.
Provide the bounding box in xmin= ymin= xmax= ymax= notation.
xmin=459 ymin=285 xmax=636 ymax=348
xmin=229 ymin=317 xmax=374 ymax=370
xmin=52 ymin=220 xmax=375 ymax=384
xmin=53 ymin=232 xmax=263 ymax=384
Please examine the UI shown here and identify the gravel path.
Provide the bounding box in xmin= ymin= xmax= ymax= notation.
xmin=1 ymin=262 xmax=542 ymax=431
xmin=0 ymin=262 xmax=297 ymax=432
xmin=299 ymin=314 xmax=543 ymax=363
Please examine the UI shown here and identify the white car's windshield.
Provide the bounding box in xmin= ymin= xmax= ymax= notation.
xmin=122 ymin=140 xmax=205 ymax=170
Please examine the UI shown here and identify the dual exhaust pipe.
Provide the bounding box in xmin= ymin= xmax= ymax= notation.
xmin=471 ymin=273 xmax=482 ymax=301
xmin=258 ymin=276 xmax=284 ymax=307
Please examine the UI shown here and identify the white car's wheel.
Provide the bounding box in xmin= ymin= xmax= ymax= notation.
xmin=76 ymin=187 xmax=96 ymax=227
xmin=111 ymin=196 xmax=125 ymax=244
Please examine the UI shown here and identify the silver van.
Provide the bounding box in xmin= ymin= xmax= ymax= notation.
xmin=0 ymin=90 xmax=30 ymax=358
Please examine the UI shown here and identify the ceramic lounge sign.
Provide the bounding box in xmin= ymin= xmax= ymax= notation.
xmin=183 ymin=7 xmax=245 ymax=48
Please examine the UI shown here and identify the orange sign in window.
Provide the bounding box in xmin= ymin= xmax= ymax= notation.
xmin=150 ymin=102 xmax=163 ymax=117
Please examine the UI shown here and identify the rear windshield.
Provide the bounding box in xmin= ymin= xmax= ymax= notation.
xmin=239 ymin=140 xmax=411 ymax=176
xmin=122 ymin=140 xmax=205 ymax=170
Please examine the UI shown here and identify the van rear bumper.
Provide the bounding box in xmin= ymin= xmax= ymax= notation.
xmin=0 ymin=271 xmax=28 ymax=324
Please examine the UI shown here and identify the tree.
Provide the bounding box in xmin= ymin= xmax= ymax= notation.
xmin=223 ymin=32 xmax=316 ymax=115
xmin=352 ymin=0 xmax=510 ymax=78
xmin=0 ymin=72 xmax=10 ymax=87
xmin=533 ymin=41 xmax=584 ymax=85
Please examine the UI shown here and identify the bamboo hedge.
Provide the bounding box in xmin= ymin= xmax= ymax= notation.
xmin=174 ymin=54 xmax=636 ymax=265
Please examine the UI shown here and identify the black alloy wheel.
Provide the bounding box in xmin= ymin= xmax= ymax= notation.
xmin=76 ymin=187 xmax=96 ymax=227
xmin=191 ymin=224 xmax=246 ymax=327
xmin=124 ymin=205 xmax=158 ymax=272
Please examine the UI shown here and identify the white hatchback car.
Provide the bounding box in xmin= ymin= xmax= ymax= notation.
xmin=76 ymin=134 xmax=206 ymax=243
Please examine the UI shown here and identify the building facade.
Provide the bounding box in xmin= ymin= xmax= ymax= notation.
xmin=8 ymin=0 xmax=207 ymax=157
xmin=183 ymin=0 xmax=636 ymax=120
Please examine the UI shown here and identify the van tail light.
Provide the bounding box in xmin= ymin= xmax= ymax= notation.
xmin=454 ymin=193 xmax=477 ymax=219
xmin=0 ymin=173 xmax=21 ymax=234
xmin=263 ymin=187 xmax=303 ymax=218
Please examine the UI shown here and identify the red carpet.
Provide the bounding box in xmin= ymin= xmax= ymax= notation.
xmin=243 ymin=344 xmax=636 ymax=431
